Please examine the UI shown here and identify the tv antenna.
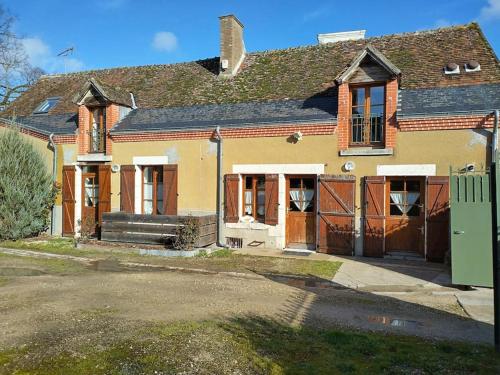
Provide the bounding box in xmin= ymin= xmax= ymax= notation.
xmin=57 ymin=47 xmax=75 ymax=73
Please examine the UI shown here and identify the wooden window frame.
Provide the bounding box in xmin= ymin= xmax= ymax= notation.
xmin=349 ymin=82 xmax=386 ymax=147
xmin=88 ymin=106 xmax=106 ymax=153
xmin=242 ymin=175 xmax=265 ymax=222
xmin=286 ymin=175 xmax=316 ymax=213
xmin=385 ymin=176 xmax=424 ymax=218
xmin=142 ymin=165 xmax=164 ymax=215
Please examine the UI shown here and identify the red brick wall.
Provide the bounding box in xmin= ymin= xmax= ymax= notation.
xmin=336 ymin=83 xmax=350 ymax=150
xmin=77 ymin=105 xmax=90 ymax=155
xmin=385 ymin=79 xmax=398 ymax=148
xmin=111 ymin=122 xmax=337 ymax=142
xmin=398 ymin=113 xmax=494 ymax=131
xmin=106 ymin=104 xmax=119 ymax=155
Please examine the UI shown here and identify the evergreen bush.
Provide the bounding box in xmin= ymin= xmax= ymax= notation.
xmin=0 ymin=128 xmax=57 ymax=240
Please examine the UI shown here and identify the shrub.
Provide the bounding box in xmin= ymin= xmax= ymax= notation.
xmin=173 ymin=216 xmax=199 ymax=250
xmin=0 ymin=128 xmax=57 ymax=240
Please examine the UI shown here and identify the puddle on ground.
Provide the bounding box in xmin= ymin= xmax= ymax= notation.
xmin=0 ymin=267 xmax=47 ymax=276
xmin=368 ymin=315 xmax=423 ymax=329
xmin=88 ymin=259 xmax=124 ymax=272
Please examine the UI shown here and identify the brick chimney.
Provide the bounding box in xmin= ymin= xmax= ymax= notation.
xmin=219 ymin=15 xmax=245 ymax=77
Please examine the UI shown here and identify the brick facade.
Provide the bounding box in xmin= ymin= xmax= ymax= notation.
xmin=106 ymin=104 xmax=119 ymax=154
xmin=398 ymin=113 xmax=495 ymax=131
xmin=111 ymin=122 xmax=337 ymax=142
xmin=385 ymin=79 xmax=398 ymax=148
xmin=77 ymin=105 xmax=90 ymax=155
xmin=336 ymin=83 xmax=350 ymax=150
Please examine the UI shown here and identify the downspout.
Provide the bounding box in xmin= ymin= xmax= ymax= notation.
xmin=214 ymin=126 xmax=228 ymax=248
xmin=48 ymin=133 xmax=57 ymax=235
xmin=493 ymin=110 xmax=499 ymax=163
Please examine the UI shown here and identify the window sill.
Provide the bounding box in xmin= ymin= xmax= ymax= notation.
xmin=77 ymin=154 xmax=112 ymax=162
xmin=339 ymin=148 xmax=393 ymax=156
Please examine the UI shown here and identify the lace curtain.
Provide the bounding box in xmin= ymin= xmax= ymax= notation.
xmin=390 ymin=192 xmax=420 ymax=214
xmin=290 ymin=190 xmax=314 ymax=212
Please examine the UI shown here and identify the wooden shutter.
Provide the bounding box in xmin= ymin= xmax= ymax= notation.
xmin=62 ymin=166 xmax=75 ymax=236
xmin=163 ymin=164 xmax=178 ymax=215
xmin=224 ymin=174 xmax=239 ymax=223
xmin=426 ymin=176 xmax=450 ymax=262
xmin=265 ymin=174 xmax=279 ymax=225
xmin=120 ymin=165 xmax=135 ymax=213
xmin=98 ymin=164 xmax=112 ymax=225
xmin=363 ymin=176 xmax=385 ymax=257
xmin=318 ymin=175 xmax=356 ymax=255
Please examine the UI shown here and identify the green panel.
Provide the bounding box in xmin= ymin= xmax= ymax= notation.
xmin=451 ymin=173 xmax=493 ymax=287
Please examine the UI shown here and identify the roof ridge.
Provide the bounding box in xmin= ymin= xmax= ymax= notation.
xmin=39 ymin=23 xmax=476 ymax=80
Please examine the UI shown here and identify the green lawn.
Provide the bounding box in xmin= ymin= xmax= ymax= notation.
xmin=0 ymin=317 xmax=497 ymax=375
xmin=0 ymin=238 xmax=341 ymax=280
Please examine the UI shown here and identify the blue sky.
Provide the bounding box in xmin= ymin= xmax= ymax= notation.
xmin=4 ymin=0 xmax=500 ymax=74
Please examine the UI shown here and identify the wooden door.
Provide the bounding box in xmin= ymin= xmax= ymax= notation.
xmin=62 ymin=166 xmax=75 ymax=236
xmin=385 ymin=177 xmax=425 ymax=256
xmin=364 ymin=176 xmax=385 ymax=257
xmin=286 ymin=176 xmax=316 ymax=249
xmin=426 ymin=176 xmax=449 ymax=262
xmin=81 ymin=166 xmax=99 ymax=235
xmin=317 ymin=175 xmax=355 ymax=255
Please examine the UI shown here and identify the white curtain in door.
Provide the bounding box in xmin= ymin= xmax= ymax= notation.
xmin=290 ymin=190 xmax=314 ymax=212
xmin=390 ymin=192 xmax=420 ymax=214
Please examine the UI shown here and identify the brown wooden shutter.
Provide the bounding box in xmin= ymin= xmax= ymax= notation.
xmin=224 ymin=174 xmax=239 ymax=223
xmin=98 ymin=165 xmax=112 ymax=225
xmin=318 ymin=175 xmax=356 ymax=255
xmin=363 ymin=176 xmax=385 ymax=257
xmin=120 ymin=165 xmax=135 ymax=213
xmin=62 ymin=166 xmax=75 ymax=236
xmin=265 ymin=174 xmax=279 ymax=225
xmin=163 ymin=164 xmax=178 ymax=215
xmin=426 ymin=176 xmax=450 ymax=262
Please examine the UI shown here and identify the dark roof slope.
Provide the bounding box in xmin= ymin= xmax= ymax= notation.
xmin=398 ymin=83 xmax=500 ymax=117
xmin=4 ymin=23 xmax=499 ymax=118
xmin=6 ymin=113 xmax=78 ymax=135
xmin=111 ymin=97 xmax=337 ymax=133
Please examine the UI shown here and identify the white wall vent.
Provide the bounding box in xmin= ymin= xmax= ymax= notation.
xmin=464 ymin=60 xmax=481 ymax=73
xmin=318 ymin=30 xmax=366 ymax=44
xmin=444 ymin=62 xmax=460 ymax=75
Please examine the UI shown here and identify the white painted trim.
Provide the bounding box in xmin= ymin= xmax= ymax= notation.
xmin=277 ymin=174 xmax=287 ymax=248
xmin=134 ymin=165 xmax=142 ymax=214
xmin=77 ymin=154 xmax=112 ymax=162
xmin=133 ymin=156 xmax=168 ymax=166
xmin=74 ymin=166 xmax=82 ymax=236
xmin=376 ymin=164 xmax=436 ymax=176
xmin=233 ymin=164 xmax=325 ymax=175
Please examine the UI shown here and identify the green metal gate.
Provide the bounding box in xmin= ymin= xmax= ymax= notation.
xmin=450 ymin=170 xmax=493 ymax=287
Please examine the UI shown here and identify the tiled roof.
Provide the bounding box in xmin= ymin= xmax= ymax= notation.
xmin=3 ymin=23 xmax=499 ymax=119
xmin=111 ymin=97 xmax=337 ymax=133
xmin=398 ymin=83 xmax=500 ymax=117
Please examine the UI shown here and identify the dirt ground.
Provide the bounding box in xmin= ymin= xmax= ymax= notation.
xmin=0 ymin=253 xmax=493 ymax=354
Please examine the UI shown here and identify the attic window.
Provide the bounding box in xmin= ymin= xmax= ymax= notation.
xmin=33 ymin=97 xmax=60 ymax=114
xmin=465 ymin=60 xmax=481 ymax=72
xmin=444 ymin=63 xmax=460 ymax=75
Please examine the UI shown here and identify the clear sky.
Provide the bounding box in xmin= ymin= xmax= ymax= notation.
xmin=4 ymin=0 xmax=500 ymax=74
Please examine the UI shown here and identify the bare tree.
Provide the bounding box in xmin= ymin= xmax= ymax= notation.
xmin=0 ymin=5 xmax=44 ymax=109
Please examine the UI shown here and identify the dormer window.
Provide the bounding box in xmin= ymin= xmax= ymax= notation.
xmin=33 ymin=97 xmax=59 ymax=114
xmin=89 ymin=107 xmax=106 ymax=153
xmin=350 ymin=84 xmax=385 ymax=146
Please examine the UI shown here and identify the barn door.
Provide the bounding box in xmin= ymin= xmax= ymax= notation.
xmin=264 ymin=174 xmax=279 ymax=225
xmin=163 ymin=164 xmax=178 ymax=215
xmin=317 ymin=175 xmax=355 ymax=255
xmin=363 ymin=176 xmax=385 ymax=257
xmin=426 ymin=176 xmax=450 ymax=262
xmin=98 ymin=164 xmax=111 ymax=225
xmin=62 ymin=166 xmax=75 ymax=236
xmin=120 ymin=165 xmax=135 ymax=213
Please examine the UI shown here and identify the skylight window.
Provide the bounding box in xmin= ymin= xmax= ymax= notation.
xmin=33 ymin=97 xmax=60 ymax=114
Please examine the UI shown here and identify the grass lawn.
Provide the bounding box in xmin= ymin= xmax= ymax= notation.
xmin=0 ymin=316 xmax=498 ymax=375
xmin=0 ymin=238 xmax=341 ymax=280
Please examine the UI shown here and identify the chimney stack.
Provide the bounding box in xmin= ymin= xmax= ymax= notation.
xmin=219 ymin=15 xmax=245 ymax=77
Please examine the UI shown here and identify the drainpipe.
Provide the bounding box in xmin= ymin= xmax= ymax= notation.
xmin=48 ymin=133 xmax=57 ymax=235
xmin=214 ymin=126 xmax=228 ymax=248
xmin=492 ymin=109 xmax=500 ymax=352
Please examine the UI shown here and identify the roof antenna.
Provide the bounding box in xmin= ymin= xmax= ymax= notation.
xmin=57 ymin=47 xmax=75 ymax=74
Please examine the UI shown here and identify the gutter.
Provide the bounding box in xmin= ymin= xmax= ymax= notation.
xmin=48 ymin=134 xmax=57 ymax=236
xmin=214 ymin=126 xmax=228 ymax=248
